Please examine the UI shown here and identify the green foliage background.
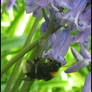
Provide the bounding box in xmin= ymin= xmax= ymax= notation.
xmin=1 ymin=0 xmax=91 ymax=92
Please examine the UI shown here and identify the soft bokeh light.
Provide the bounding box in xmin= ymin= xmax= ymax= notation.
xmin=61 ymin=72 xmax=68 ymax=80
xmin=6 ymin=55 xmax=12 ymax=61
xmin=15 ymin=12 xmax=31 ymax=36
xmin=65 ymin=78 xmax=73 ymax=91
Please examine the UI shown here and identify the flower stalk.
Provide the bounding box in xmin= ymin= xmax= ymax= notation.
xmin=3 ymin=17 xmax=42 ymax=92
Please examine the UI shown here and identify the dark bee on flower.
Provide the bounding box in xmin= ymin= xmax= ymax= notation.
xmin=23 ymin=57 xmax=61 ymax=81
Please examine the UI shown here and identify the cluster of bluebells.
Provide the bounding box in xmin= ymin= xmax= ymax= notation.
xmin=24 ymin=0 xmax=91 ymax=92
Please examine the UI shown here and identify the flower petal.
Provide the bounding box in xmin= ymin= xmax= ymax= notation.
xmin=72 ymin=30 xmax=91 ymax=48
xmin=43 ymin=30 xmax=72 ymax=65
xmin=65 ymin=59 xmax=90 ymax=73
xmin=82 ymin=72 xmax=91 ymax=92
xmin=34 ymin=0 xmax=49 ymax=8
xmin=56 ymin=0 xmax=87 ymax=23
xmin=33 ymin=8 xmax=41 ymax=17
xmin=71 ymin=47 xmax=83 ymax=61
xmin=80 ymin=44 xmax=91 ymax=59
xmin=25 ymin=1 xmax=39 ymax=13
xmin=77 ymin=5 xmax=91 ymax=31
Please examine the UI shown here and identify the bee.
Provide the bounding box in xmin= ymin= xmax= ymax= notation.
xmin=23 ymin=57 xmax=61 ymax=81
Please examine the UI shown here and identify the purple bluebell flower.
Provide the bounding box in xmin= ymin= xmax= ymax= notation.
xmin=72 ymin=29 xmax=91 ymax=48
xmin=80 ymin=44 xmax=91 ymax=59
xmin=24 ymin=1 xmax=91 ymax=91
xmin=55 ymin=0 xmax=87 ymax=23
xmin=70 ymin=47 xmax=83 ymax=61
xmin=65 ymin=47 xmax=91 ymax=73
xmin=54 ymin=0 xmax=85 ymax=10
xmin=51 ymin=0 xmax=86 ymax=12
xmin=53 ymin=0 xmax=73 ymax=10
xmin=76 ymin=5 xmax=91 ymax=31
xmin=33 ymin=0 xmax=50 ymax=8
xmin=40 ymin=21 xmax=60 ymax=49
xmin=33 ymin=8 xmax=41 ymax=17
xmin=64 ymin=46 xmax=91 ymax=92
xmin=42 ymin=29 xmax=72 ymax=65
xmin=24 ymin=0 xmax=40 ymax=14
xmin=82 ymin=72 xmax=91 ymax=92
xmin=24 ymin=0 xmax=51 ymax=17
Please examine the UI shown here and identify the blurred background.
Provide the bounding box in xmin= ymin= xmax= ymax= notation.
xmin=1 ymin=0 xmax=91 ymax=92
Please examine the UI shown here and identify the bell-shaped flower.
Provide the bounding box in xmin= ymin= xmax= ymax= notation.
xmin=42 ymin=29 xmax=72 ymax=65
xmin=76 ymin=5 xmax=91 ymax=31
xmin=32 ymin=8 xmax=41 ymax=17
xmin=24 ymin=0 xmax=40 ymax=14
xmin=65 ymin=47 xmax=91 ymax=73
xmin=54 ymin=0 xmax=82 ymax=10
xmin=24 ymin=0 xmax=51 ymax=17
xmin=55 ymin=0 xmax=87 ymax=23
xmin=33 ymin=0 xmax=50 ymax=8
xmin=72 ymin=29 xmax=91 ymax=48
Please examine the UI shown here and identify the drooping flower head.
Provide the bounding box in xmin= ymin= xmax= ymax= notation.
xmin=24 ymin=0 xmax=91 ymax=91
xmin=64 ymin=47 xmax=91 ymax=92
xmin=24 ymin=0 xmax=52 ymax=17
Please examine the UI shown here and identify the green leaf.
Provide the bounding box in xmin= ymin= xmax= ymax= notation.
xmin=1 ymin=35 xmax=26 ymax=51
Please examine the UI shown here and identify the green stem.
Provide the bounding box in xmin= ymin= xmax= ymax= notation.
xmin=19 ymin=39 xmax=49 ymax=92
xmin=1 ymin=17 xmax=41 ymax=75
xmin=1 ymin=38 xmax=39 ymax=75
xmin=11 ymin=44 xmax=44 ymax=92
xmin=1 ymin=17 xmax=60 ymax=75
xmin=20 ymin=81 xmax=33 ymax=92
xmin=16 ymin=17 xmax=60 ymax=92
xmin=19 ymin=47 xmax=39 ymax=92
xmin=24 ymin=17 xmax=42 ymax=46
xmin=10 ymin=72 xmax=25 ymax=92
xmin=3 ymin=17 xmax=42 ymax=92
xmin=4 ymin=60 xmax=22 ymax=92
xmin=1 ymin=0 xmax=9 ymax=15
